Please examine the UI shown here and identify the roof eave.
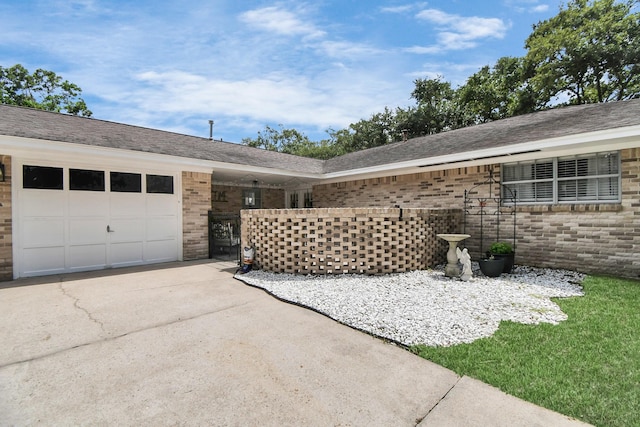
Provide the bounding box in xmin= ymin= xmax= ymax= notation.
xmin=319 ymin=124 xmax=640 ymax=184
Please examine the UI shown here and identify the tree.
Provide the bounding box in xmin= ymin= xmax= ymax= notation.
xmin=525 ymin=0 xmax=640 ymax=105
xmin=0 ymin=64 xmax=92 ymax=116
xmin=241 ymin=125 xmax=341 ymax=159
xmin=457 ymin=56 xmax=537 ymax=123
xmin=410 ymin=77 xmax=466 ymax=133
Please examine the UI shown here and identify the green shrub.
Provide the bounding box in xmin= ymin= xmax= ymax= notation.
xmin=489 ymin=241 xmax=513 ymax=254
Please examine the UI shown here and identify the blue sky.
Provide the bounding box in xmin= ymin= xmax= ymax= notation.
xmin=1 ymin=0 xmax=564 ymax=143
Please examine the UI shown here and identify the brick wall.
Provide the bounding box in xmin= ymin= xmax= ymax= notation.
xmin=182 ymin=171 xmax=211 ymax=260
xmin=0 ymin=156 xmax=12 ymax=280
xmin=211 ymin=184 xmax=284 ymax=214
xmin=241 ymin=207 xmax=461 ymax=275
xmin=314 ymin=166 xmax=490 ymax=209
xmin=313 ymin=151 xmax=640 ymax=279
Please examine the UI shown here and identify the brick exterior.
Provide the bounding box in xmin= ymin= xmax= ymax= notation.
xmin=0 ymin=156 xmax=12 ymax=281
xmin=182 ymin=171 xmax=211 ymax=260
xmin=313 ymin=151 xmax=640 ymax=279
xmin=241 ymin=207 xmax=461 ymax=275
xmin=211 ymin=184 xmax=285 ymax=214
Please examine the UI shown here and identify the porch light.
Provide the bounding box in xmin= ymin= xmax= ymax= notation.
xmin=245 ymin=192 xmax=255 ymax=207
xmin=0 ymin=162 xmax=5 ymax=182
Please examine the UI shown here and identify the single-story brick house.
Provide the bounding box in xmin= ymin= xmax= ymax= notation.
xmin=1 ymin=99 xmax=639 ymax=280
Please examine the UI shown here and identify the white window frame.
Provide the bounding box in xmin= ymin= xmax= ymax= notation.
xmin=502 ymin=151 xmax=621 ymax=204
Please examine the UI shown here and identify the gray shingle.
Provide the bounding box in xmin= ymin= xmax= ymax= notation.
xmin=0 ymin=105 xmax=324 ymax=174
xmin=3 ymin=99 xmax=640 ymax=177
xmin=323 ymin=99 xmax=640 ymax=173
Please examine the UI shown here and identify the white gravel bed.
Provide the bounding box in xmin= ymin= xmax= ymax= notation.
xmin=235 ymin=264 xmax=585 ymax=347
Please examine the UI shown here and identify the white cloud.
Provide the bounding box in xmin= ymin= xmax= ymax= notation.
xmin=318 ymin=40 xmax=383 ymax=59
xmin=239 ymin=6 xmax=325 ymax=39
xmin=123 ymin=68 xmax=404 ymax=140
xmin=380 ymin=2 xmax=429 ymax=14
xmin=532 ymin=4 xmax=549 ymax=12
xmin=504 ymin=0 xmax=551 ymax=13
xmin=410 ymin=9 xmax=510 ymax=53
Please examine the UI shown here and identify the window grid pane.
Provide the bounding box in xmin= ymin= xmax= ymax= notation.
xmin=70 ymin=169 xmax=105 ymax=191
xmin=502 ymin=151 xmax=619 ymax=204
xmin=110 ymin=172 xmax=142 ymax=193
xmin=23 ymin=165 xmax=63 ymax=190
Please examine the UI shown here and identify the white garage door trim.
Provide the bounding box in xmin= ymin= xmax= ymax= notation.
xmin=13 ymin=159 xmax=182 ymax=278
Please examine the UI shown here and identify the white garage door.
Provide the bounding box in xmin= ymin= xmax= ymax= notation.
xmin=16 ymin=163 xmax=180 ymax=277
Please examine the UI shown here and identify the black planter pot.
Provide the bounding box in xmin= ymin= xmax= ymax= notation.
xmin=490 ymin=252 xmax=515 ymax=273
xmin=479 ymin=258 xmax=505 ymax=277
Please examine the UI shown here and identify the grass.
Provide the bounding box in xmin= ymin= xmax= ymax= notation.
xmin=411 ymin=275 xmax=640 ymax=427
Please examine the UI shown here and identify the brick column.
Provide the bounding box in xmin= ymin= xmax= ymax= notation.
xmin=182 ymin=171 xmax=211 ymax=260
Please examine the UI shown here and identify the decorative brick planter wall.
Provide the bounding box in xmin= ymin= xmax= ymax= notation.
xmin=241 ymin=207 xmax=462 ymax=275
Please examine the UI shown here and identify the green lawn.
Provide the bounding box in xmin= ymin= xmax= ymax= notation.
xmin=412 ymin=275 xmax=640 ymax=427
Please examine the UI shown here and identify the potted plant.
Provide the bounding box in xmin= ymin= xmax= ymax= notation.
xmin=478 ymin=254 xmax=505 ymax=277
xmin=488 ymin=241 xmax=515 ymax=273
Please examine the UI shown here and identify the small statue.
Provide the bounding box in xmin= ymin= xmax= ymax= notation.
xmin=457 ymin=247 xmax=473 ymax=281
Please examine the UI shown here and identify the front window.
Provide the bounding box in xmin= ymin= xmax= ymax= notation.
xmin=286 ymin=189 xmax=313 ymax=208
xmin=502 ymin=151 xmax=620 ymax=204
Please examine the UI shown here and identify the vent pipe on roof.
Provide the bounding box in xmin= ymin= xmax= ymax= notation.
xmin=402 ymin=129 xmax=408 ymax=142
xmin=208 ymin=120 xmax=214 ymax=140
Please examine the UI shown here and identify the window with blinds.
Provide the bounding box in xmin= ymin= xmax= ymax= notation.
xmin=502 ymin=151 xmax=620 ymax=204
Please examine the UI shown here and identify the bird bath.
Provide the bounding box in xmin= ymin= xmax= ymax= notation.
xmin=437 ymin=234 xmax=471 ymax=277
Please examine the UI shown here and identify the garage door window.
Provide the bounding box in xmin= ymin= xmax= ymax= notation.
xmin=146 ymin=174 xmax=173 ymax=194
xmin=110 ymin=172 xmax=142 ymax=192
xmin=70 ymin=169 xmax=105 ymax=191
xmin=23 ymin=165 xmax=64 ymax=190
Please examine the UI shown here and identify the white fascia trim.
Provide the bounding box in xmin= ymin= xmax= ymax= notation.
xmin=0 ymin=135 xmax=323 ymax=179
xmin=321 ymin=125 xmax=640 ymax=182
xmin=211 ymin=163 xmax=323 ymax=180
xmin=0 ymin=135 xmax=209 ymax=172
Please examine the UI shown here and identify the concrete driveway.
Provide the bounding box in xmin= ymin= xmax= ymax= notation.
xmin=0 ymin=260 xmax=589 ymax=426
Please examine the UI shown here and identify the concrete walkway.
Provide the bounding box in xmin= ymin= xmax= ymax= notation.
xmin=0 ymin=260 xmax=590 ymax=426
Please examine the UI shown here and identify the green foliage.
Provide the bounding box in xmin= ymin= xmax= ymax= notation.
xmin=489 ymin=241 xmax=513 ymax=254
xmin=0 ymin=64 xmax=92 ymax=116
xmin=241 ymin=125 xmax=343 ymax=160
xmin=456 ymin=57 xmax=537 ymax=123
xmin=412 ymin=275 xmax=640 ymax=427
xmin=525 ymin=0 xmax=640 ymax=105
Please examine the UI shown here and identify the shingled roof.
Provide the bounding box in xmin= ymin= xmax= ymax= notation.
xmin=2 ymin=99 xmax=640 ymax=177
xmin=0 ymin=104 xmax=324 ymax=175
xmin=323 ymin=98 xmax=640 ymax=173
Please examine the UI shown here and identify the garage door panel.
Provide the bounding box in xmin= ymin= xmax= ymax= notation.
xmin=147 ymin=195 xmax=176 ymax=213
xmin=69 ymin=219 xmax=107 ymax=245
xmin=108 ymin=219 xmax=145 ymax=242
xmin=22 ymin=247 xmax=66 ymax=276
xmin=69 ymin=244 xmax=107 ymax=270
xmin=21 ymin=219 xmax=65 ymax=247
xmin=147 ymin=217 xmax=178 ymax=241
xmin=110 ymin=242 xmax=144 ymax=266
xmin=69 ymin=192 xmax=109 ymax=216
xmin=21 ymin=192 xmax=65 ymax=217
xmin=146 ymin=240 xmax=179 ymax=262
xmin=110 ymin=195 xmax=145 ymax=217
